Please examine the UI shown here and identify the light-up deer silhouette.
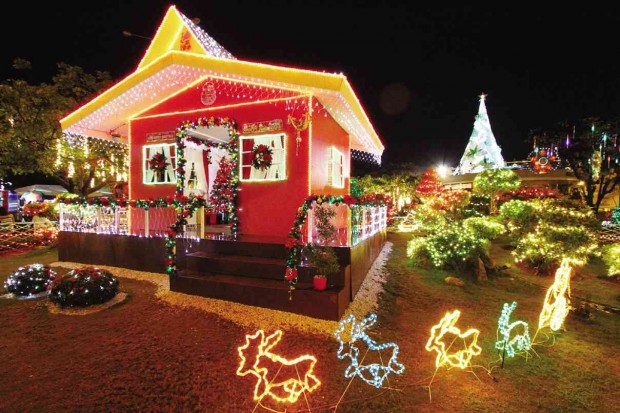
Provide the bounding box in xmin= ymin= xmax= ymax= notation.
xmin=538 ymin=258 xmax=572 ymax=332
xmin=237 ymin=330 xmax=321 ymax=404
xmin=334 ymin=313 xmax=405 ymax=388
xmin=495 ymin=301 xmax=531 ymax=358
xmin=425 ymin=310 xmax=482 ymax=370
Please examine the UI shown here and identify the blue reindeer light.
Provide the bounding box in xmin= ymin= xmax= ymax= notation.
xmin=495 ymin=301 xmax=531 ymax=358
xmin=334 ymin=313 xmax=405 ymax=388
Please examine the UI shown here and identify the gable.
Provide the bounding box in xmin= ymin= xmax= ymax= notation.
xmin=138 ymin=5 xmax=234 ymax=70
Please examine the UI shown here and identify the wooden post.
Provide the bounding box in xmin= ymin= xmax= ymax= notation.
xmin=144 ymin=209 xmax=149 ymax=237
xmin=347 ymin=206 xmax=352 ymax=247
xmin=199 ymin=206 xmax=205 ymax=239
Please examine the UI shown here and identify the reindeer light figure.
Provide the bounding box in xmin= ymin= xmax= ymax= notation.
xmin=426 ymin=310 xmax=482 ymax=370
xmin=495 ymin=301 xmax=531 ymax=358
xmin=237 ymin=329 xmax=321 ymax=403
xmin=538 ymin=258 xmax=573 ymax=332
xmin=334 ymin=313 xmax=405 ymax=388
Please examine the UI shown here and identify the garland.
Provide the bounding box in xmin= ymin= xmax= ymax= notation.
xmin=284 ymin=194 xmax=390 ymax=292
xmin=168 ymin=116 xmax=241 ymax=276
xmin=175 ymin=116 xmax=240 ymax=233
xmin=57 ymin=194 xmax=208 ymax=210
xmin=251 ymin=144 xmax=273 ymax=170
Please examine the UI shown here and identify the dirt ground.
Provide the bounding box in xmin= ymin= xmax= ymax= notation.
xmin=1 ymin=234 xmax=619 ymax=412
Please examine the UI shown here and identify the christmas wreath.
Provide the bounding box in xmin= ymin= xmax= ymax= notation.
xmin=148 ymin=152 xmax=169 ymax=174
xmin=250 ymin=144 xmax=273 ymax=170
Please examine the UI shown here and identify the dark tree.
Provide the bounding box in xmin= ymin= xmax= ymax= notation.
xmin=531 ymin=117 xmax=619 ymax=213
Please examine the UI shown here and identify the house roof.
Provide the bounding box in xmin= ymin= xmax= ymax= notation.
xmin=60 ymin=5 xmax=384 ymax=161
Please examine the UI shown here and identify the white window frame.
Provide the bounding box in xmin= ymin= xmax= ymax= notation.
xmin=239 ymin=133 xmax=286 ymax=182
xmin=142 ymin=143 xmax=177 ymax=184
xmin=328 ymin=146 xmax=344 ymax=188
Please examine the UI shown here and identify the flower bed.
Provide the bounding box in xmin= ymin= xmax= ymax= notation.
xmin=49 ymin=267 xmax=119 ymax=308
xmin=3 ymin=264 xmax=57 ymax=297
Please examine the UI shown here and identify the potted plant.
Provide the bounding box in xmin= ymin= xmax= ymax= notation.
xmin=304 ymin=243 xmax=340 ymax=291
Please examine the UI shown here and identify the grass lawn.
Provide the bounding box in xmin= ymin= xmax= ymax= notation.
xmin=0 ymin=234 xmax=619 ymax=412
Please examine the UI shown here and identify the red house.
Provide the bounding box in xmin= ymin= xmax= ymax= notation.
xmin=59 ymin=5 xmax=386 ymax=320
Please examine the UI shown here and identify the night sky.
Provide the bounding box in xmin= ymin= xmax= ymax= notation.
xmin=2 ymin=1 xmax=619 ymax=170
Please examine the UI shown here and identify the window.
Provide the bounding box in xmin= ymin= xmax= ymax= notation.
xmin=240 ymin=134 xmax=286 ymax=181
xmin=143 ymin=143 xmax=177 ymax=184
xmin=328 ymin=146 xmax=344 ymax=188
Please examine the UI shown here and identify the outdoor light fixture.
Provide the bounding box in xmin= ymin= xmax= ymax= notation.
xmin=436 ymin=165 xmax=450 ymax=178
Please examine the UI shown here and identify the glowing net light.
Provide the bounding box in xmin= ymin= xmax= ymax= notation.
xmin=538 ymin=258 xmax=573 ymax=332
xmin=495 ymin=302 xmax=531 ymax=358
xmin=237 ymin=330 xmax=320 ymax=404
xmin=426 ymin=310 xmax=482 ymax=370
xmin=334 ymin=313 xmax=405 ymax=388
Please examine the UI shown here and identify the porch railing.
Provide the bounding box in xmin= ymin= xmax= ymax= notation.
xmin=306 ymin=204 xmax=387 ymax=247
xmin=58 ymin=204 xmax=209 ymax=238
xmin=58 ymin=203 xmax=387 ymax=246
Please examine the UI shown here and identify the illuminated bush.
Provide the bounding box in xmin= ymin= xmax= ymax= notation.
xmin=49 ymin=267 xmax=119 ymax=308
xmin=463 ymin=217 xmax=505 ymax=240
xmin=407 ymin=223 xmax=490 ymax=270
xmin=602 ymin=244 xmax=620 ymax=276
xmin=427 ymin=190 xmax=471 ymax=216
xmin=497 ymin=187 xmax=560 ymax=204
xmin=500 ymin=198 xmax=600 ymax=272
xmin=513 ymin=222 xmax=599 ymax=273
xmin=472 ymin=169 xmax=521 ymax=214
xmin=462 ymin=194 xmax=490 ymax=217
xmin=499 ymin=200 xmax=537 ymax=239
xmin=4 ymin=264 xmax=57 ymax=297
xmin=408 ymin=204 xmax=448 ymax=234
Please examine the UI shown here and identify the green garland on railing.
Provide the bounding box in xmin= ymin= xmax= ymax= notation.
xmin=284 ymin=193 xmax=390 ymax=294
xmin=57 ymin=194 xmax=209 ymax=276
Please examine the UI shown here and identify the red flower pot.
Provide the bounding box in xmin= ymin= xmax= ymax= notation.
xmin=313 ymin=276 xmax=327 ymax=291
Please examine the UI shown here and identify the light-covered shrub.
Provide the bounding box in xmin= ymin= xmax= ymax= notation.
xmin=407 ymin=223 xmax=490 ymax=270
xmin=49 ymin=267 xmax=119 ymax=308
xmin=499 ymin=200 xmax=537 ymax=239
xmin=513 ymin=222 xmax=599 ymax=273
xmin=463 ymin=217 xmax=505 ymax=240
xmin=4 ymin=264 xmax=57 ymax=297
xmin=602 ymin=244 xmax=620 ymax=276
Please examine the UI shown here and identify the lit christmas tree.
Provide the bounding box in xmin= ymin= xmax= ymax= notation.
xmin=415 ymin=168 xmax=444 ymax=201
xmin=209 ymin=157 xmax=235 ymax=216
xmin=453 ymin=94 xmax=505 ymax=175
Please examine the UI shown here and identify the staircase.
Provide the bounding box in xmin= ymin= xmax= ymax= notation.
xmin=170 ymin=235 xmax=351 ymax=320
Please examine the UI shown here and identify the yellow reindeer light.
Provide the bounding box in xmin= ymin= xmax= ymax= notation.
xmin=237 ymin=329 xmax=321 ymax=404
xmin=426 ymin=310 xmax=482 ymax=370
xmin=538 ymin=258 xmax=573 ymax=332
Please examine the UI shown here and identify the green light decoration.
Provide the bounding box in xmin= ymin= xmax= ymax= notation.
xmin=611 ymin=205 xmax=620 ymax=225
xmin=495 ymin=302 xmax=531 ymax=360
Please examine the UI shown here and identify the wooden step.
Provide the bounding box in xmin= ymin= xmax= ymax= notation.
xmin=185 ymin=251 xmax=286 ymax=279
xmin=171 ymin=269 xmax=349 ymax=320
xmin=178 ymin=236 xmax=287 ymax=260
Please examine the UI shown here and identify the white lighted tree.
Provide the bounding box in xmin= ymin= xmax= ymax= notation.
xmin=454 ymin=94 xmax=505 ymax=175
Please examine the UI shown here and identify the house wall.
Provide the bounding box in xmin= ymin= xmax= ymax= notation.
xmin=129 ymin=90 xmax=313 ymax=237
xmin=310 ymin=96 xmax=350 ymax=195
